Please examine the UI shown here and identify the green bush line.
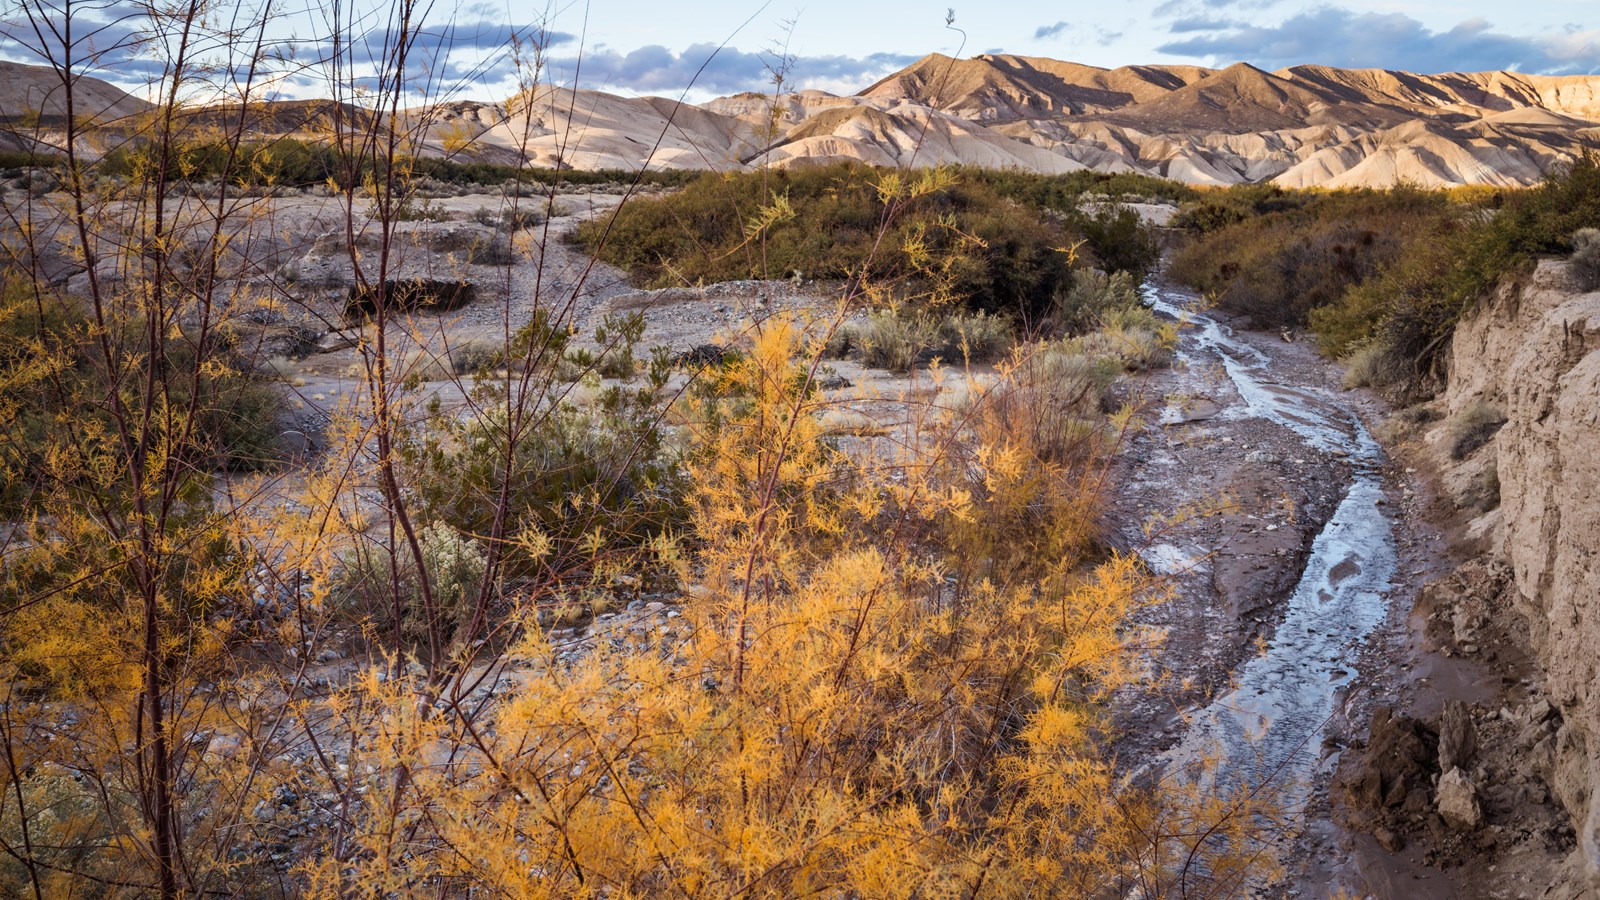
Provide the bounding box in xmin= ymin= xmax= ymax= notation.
xmin=91 ymin=137 xmax=700 ymax=189
xmin=569 ymin=163 xmax=1167 ymax=322
xmin=1168 ymin=155 xmax=1600 ymax=396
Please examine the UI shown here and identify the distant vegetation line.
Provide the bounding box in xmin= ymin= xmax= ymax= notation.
xmin=569 ymin=162 xmax=1173 ymax=326
xmin=1168 ymin=154 xmax=1600 ymax=397
xmin=0 ymin=140 xmax=705 ymax=189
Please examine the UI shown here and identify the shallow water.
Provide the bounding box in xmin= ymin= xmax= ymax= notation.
xmin=1144 ymin=287 xmax=1398 ymax=801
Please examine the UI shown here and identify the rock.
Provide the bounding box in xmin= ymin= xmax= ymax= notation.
xmin=1374 ymin=826 xmax=1405 ymax=852
xmin=1337 ymin=706 xmax=1440 ymax=838
xmin=1438 ymin=700 xmax=1478 ymax=773
xmin=815 ymin=370 xmax=853 ymax=390
xmin=671 ymin=343 xmax=725 ymax=369
xmin=318 ymin=329 xmax=360 ymax=352
xmin=1438 ymin=767 xmax=1484 ymax=831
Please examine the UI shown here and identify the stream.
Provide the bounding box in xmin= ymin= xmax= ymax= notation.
xmin=1143 ymin=286 xmax=1399 ymax=805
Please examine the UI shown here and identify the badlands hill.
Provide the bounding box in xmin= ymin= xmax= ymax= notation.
xmin=5 ymin=54 xmax=1599 ymax=188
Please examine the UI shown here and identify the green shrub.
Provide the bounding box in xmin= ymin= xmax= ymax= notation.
xmin=402 ymin=374 xmax=684 ymax=579
xmin=965 ymin=167 xmax=1197 ymax=208
xmin=935 ymin=309 xmax=1014 ymax=363
xmin=572 ymin=163 xmax=1081 ymax=321
xmin=98 ymin=136 xmax=700 ymax=191
xmin=1313 ymin=154 xmax=1600 ymax=390
xmin=848 ymin=309 xmax=937 ymax=373
xmin=1072 ymin=204 xmax=1161 ymax=279
xmin=1572 ymin=228 xmax=1600 ymax=290
xmin=1053 ymin=268 xmax=1141 ymax=336
xmin=447 ymin=340 xmax=503 ymax=377
xmin=1449 ymin=402 xmax=1506 ymax=460
xmin=1169 ymin=187 xmax=1448 ymax=331
xmin=839 ymin=307 xmax=1015 ymax=372
xmin=337 ymin=521 xmax=488 ymax=645
xmin=592 ymin=312 xmax=644 ymax=380
xmin=1172 ymin=184 xmax=1315 ymax=234
xmin=1076 ymin=304 xmax=1177 ymax=372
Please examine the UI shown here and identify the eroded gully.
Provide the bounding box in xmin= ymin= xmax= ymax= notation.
xmin=1120 ymin=285 xmax=1402 ymax=876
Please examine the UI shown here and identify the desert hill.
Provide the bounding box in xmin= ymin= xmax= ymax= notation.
xmin=3 ymin=54 xmax=1598 ymax=188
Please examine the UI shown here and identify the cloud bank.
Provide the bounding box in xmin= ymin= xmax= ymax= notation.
xmin=548 ymin=44 xmax=919 ymax=95
xmin=1157 ymin=7 xmax=1600 ymax=75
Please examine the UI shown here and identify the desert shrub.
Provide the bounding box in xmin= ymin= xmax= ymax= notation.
xmin=1053 ymin=268 xmax=1142 ymax=335
xmin=935 ymin=309 xmax=1014 ymax=362
xmin=955 ymin=343 xmax=1120 ymax=466
xmin=339 ymin=522 xmax=488 ymax=644
xmin=1072 ymin=203 xmax=1162 ymax=278
xmin=1170 ymin=187 xmax=1448 ymax=331
xmin=966 ymin=166 xmax=1197 ymax=208
xmin=511 ymin=310 xmax=646 ymax=382
xmin=573 ymin=163 xmax=1081 ymax=321
xmin=1311 ymin=154 xmax=1600 ymax=391
xmin=592 ymin=311 xmax=644 ymax=379
xmin=464 ymin=233 xmax=514 ymax=265
xmin=471 ymin=205 xmax=552 ymax=231
xmin=447 ymin=340 xmax=502 ymax=376
xmin=1449 ymin=402 xmax=1506 ymax=460
xmin=1572 ymin=227 xmax=1600 ymax=290
xmin=401 ymin=368 xmax=684 ymax=577
xmin=389 ymin=197 xmax=452 ymax=221
xmin=1077 ymin=304 xmax=1178 ymax=371
xmin=98 ymin=137 xmax=700 ymax=191
xmin=847 ymin=308 xmax=935 ymax=372
xmin=839 ymin=307 xmax=1015 ymax=372
xmin=1172 ymin=183 xmax=1316 ymax=234
xmin=1340 ymin=342 xmax=1406 ymax=390
xmin=0 ymin=280 xmax=284 ymax=510
xmin=0 ymin=149 xmax=65 ymax=171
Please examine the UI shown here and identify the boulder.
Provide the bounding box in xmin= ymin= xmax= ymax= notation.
xmin=1437 ymin=767 xmax=1484 ymax=831
xmin=1438 ymin=700 xmax=1478 ymax=773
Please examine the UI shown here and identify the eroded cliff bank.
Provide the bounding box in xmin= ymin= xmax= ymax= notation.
xmin=1360 ymin=258 xmax=1600 ymax=894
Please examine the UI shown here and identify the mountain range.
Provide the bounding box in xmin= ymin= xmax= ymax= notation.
xmin=5 ymin=53 xmax=1600 ymax=188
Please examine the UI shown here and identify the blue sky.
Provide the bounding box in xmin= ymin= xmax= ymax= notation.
xmin=4 ymin=0 xmax=1598 ymax=102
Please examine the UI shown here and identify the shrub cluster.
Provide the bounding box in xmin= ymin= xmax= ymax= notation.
xmin=1169 ymin=155 xmax=1600 ymax=396
xmin=0 ymin=278 xmax=284 ymax=512
xmin=827 ymin=307 xmax=1014 ymax=372
xmin=1168 ymin=187 xmax=1448 ymax=330
xmin=97 ymin=136 xmax=699 ymax=191
xmin=1314 ymin=154 xmax=1600 ymax=392
xmin=965 ymin=166 xmax=1198 ymax=208
xmin=573 ymin=164 xmax=1102 ymax=321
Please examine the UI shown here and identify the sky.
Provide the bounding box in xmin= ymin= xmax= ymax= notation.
xmin=3 ymin=0 xmax=1598 ymax=103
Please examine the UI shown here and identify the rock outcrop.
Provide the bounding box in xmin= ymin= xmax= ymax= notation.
xmin=1435 ymin=258 xmax=1600 ymax=888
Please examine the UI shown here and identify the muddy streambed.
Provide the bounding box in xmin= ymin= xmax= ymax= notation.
xmin=1122 ymin=286 xmax=1401 ymax=879
xmin=1146 ymin=287 xmax=1396 ymax=789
